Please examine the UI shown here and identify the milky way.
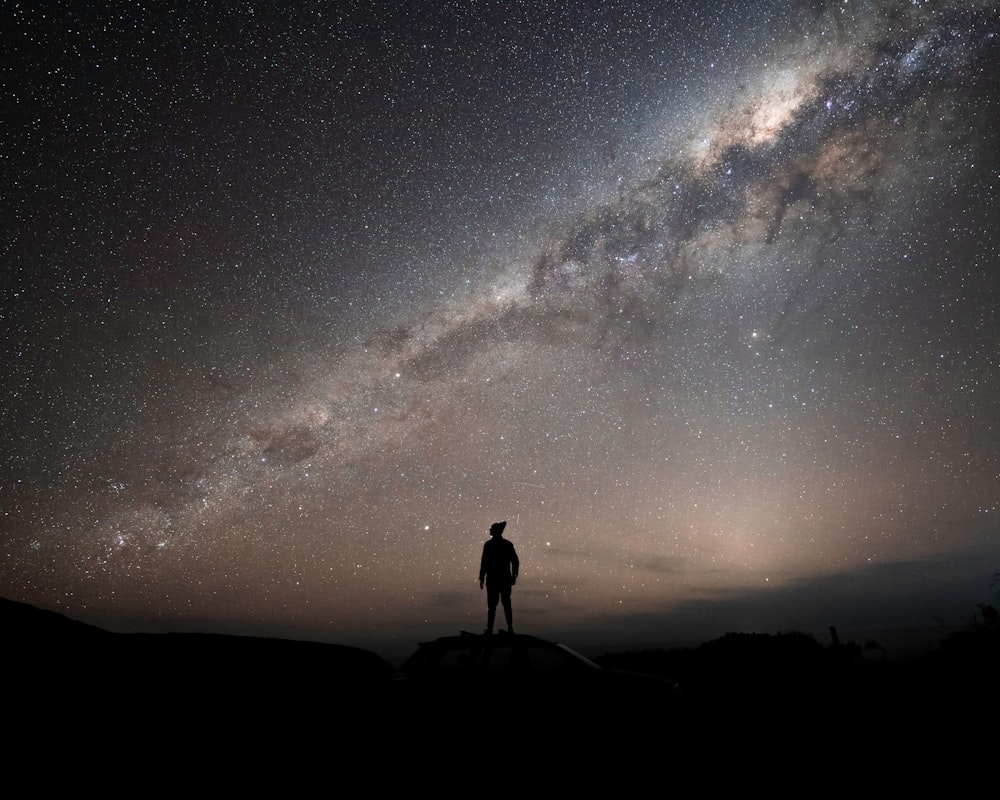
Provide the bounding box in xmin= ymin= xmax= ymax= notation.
xmin=3 ymin=0 xmax=999 ymax=650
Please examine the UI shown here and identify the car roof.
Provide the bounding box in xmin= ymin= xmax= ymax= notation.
xmin=411 ymin=631 xmax=601 ymax=668
xmin=417 ymin=631 xmax=554 ymax=647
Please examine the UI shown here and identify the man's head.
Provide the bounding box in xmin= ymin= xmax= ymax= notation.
xmin=489 ymin=521 xmax=507 ymax=537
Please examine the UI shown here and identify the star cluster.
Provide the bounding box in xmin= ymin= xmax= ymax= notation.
xmin=3 ymin=0 xmax=999 ymax=650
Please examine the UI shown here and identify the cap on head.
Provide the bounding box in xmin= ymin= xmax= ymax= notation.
xmin=489 ymin=521 xmax=507 ymax=537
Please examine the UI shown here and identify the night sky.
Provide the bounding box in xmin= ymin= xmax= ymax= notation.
xmin=3 ymin=0 xmax=999 ymax=654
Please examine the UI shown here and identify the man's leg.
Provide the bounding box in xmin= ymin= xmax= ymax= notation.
xmin=501 ymin=587 xmax=513 ymax=633
xmin=486 ymin=585 xmax=499 ymax=633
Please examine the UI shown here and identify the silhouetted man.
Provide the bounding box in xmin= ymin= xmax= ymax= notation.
xmin=479 ymin=520 xmax=519 ymax=634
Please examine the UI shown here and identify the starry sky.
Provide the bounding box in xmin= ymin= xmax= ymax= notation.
xmin=3 ymin=0 xmax=999 ymax=654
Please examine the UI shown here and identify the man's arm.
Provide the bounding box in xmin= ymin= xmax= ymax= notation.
xmin=510 ymin=543 xmax=519 ymax=583
xmin=479 ymin=542 xmax=487 ymax=588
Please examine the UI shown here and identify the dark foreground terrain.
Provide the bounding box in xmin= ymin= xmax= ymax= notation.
xmin=5 ymin=598 xmax=997 ymax=788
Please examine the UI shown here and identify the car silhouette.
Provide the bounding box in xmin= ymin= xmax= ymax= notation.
xmin=394 ymin=631 xmax=683 ymax=751
xmin=400 ymin=631 xmax=618 ymax=674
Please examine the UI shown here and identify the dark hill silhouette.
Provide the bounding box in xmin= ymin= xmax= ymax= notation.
xmin=6 ymin=597 xmax=997 ymax=782
xmin=3 ymin=596 xmax=392 ymax=686
xmin=4 ymin=595 xmax=113 ymax=641
xmin=3 ymin=596 xmax=395 ymax=770
xmin=595 ymin=626 xmax=998 ymax=773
